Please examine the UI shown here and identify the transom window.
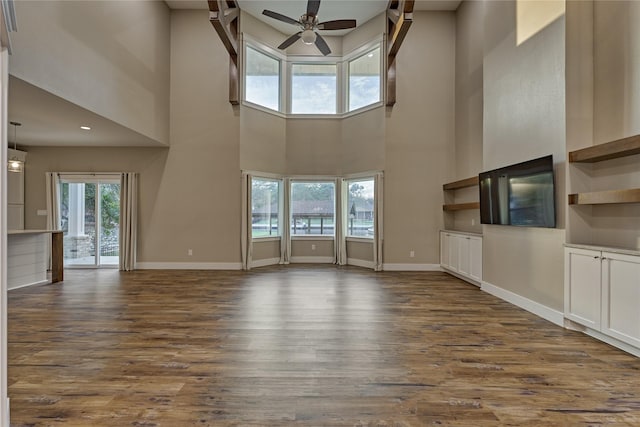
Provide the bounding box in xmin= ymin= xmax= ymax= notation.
xmin=348 ymin=48 xmax=381 ymax=112
xmin=245 ymin=46 xmax=280 ymax=111
xmin=243 ymin=39 xmax=382 ymax=116
xmin=291 ymin=63 xmax=337 ymax=114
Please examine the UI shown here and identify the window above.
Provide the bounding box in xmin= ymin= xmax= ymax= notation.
xmin=245 ymin=46 xmax=280 ymax=111
xmin=242 ymin=38 xmax=383 ymax=117
xmin=291 ymin=63 xmax=337 ymax=114
xmin=348 ymin=47 xmax=381 ymax=112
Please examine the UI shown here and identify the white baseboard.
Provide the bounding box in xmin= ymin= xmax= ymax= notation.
xmin=136 ymin=262 xmax=242 ymax=270
xmin=382 ymin=263 xmax=442 ymax=271
xmin=578 ymin=325 xmax=640 ymax=358
xmin=8 ymin=279 xmax=49 ymax=291
xmin=250 ymin=257 xmax=280 ymax=268
xmin=481 ymin=280 xmax=564 ymax=327
xmin=441 ymin=267 xmax=480 ymax=287
xmin=290 ymin=256 xmax=334 ymax=264
xmin=347 ymin=258 xmax=375 ymax=269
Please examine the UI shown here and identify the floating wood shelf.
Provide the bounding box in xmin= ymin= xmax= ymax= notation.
xmin=569 ymin=134 xmax=640 ymax=163
xmin=443 ymin=202 xmax=480 ymax=211
xmin=443 ymin=176 xmax=479 ymax=191
xmin=568 ymin=188 xmax=640 ymax=205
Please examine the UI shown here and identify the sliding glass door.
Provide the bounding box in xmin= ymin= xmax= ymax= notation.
xmin=60 ymin=177 xmax=120 ymax=268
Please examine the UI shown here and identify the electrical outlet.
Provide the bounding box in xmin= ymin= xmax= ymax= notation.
xmin=409 ymin=250 xmax=415 ymax=258
xmin=188 ymin=249 xmax=193 ymax=256
xmin=311 ymin=244 xmax=316 ymax=251
xmin=471 ymin=219 xmax=475 ymax=226
xmin=37 ymin=209 xmax=48 ymax=216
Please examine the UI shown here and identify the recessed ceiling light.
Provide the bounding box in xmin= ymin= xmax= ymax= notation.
xmin=80 ymin=125 xmax=91 ymax=130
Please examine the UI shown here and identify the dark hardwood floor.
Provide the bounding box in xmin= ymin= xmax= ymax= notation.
xmin=8 ymin=266 xmax=640 ymax=426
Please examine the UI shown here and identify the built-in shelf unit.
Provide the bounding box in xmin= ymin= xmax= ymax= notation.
xmin=442 ymin=176 xmax=479 ymax=211
xmin=568 ymin=134 xmax=640 ymax=206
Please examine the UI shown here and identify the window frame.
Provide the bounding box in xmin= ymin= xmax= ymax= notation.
xmin=242 ymin=36 xmax=287 ymax=117
xmin=289 ymin=179 xmax=337 ymax=238
xmin=288 ymin=60 xmax=341 ymax=116
xmin=250 ymin=175 xmax=284 ymax=241
xmin=346 ymin=45 xmax=383 ymax=113
xmin=345 ymin=176 xmax=376 ymax=240
xmin=241 ymin=36 xmax=383 ymax=118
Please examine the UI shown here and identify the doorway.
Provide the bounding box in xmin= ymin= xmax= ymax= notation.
xmin=60 ymin=178 xmax=121 ymax=268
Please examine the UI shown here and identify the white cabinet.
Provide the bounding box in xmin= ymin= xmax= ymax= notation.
xmin=564 ymin=247 xmax=602 ymax=330
xmin=602 ymin=252 xmax=640 ymax=348
xmin=469 ymin=236 xmax=483 ymax=283
xmin=440 ymin=231 xmax=482 ymax=286
xmin=565 ymin=246 xmax=640 ymax=350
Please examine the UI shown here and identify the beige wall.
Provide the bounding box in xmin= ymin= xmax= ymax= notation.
xmin=252 ymin=240 xmax=280 ymax=261
xmin=10 ymin=1 xmax=170 ymax=145
xmin=25 ymin=10 xmax=242 ymax=265
xmin=451 ymin=0 xmax=484 ymax=234
xmin=291 ymin=239 xmax=334 ymax=258
xmin=347 ymin=240 xmax=373 ymax=262
xmin=240 ymin=107 xmax=287 ymax=174
xmin=384 ymin=11 xmax=456 ymax=264
xmin=587 ymin=1 xmax=640 ymax=250
xmin=482 ymin=0 xmax=566 ymax=311
xmin=18 ymin=9 xmax=456 ymax=269
xmin=23 ymin=146 xmax=168 ymax=257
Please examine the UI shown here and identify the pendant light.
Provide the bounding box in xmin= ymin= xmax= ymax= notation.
xmin=8 ymin=121 xmax=23 ymax=173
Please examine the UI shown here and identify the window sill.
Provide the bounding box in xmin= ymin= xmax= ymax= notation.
xmin=346 ymin=237 xmax=374 ymax=243
xmin=252 ymin=236 xmax=281 ymax=242
xmin=240 ymin=100 xmax=384 ymax=120
xmin=291 ymin=235 xmax=334 ymax=241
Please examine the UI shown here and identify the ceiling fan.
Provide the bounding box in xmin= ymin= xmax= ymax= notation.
xmin=262 ymin=0 xmax=356 ymax=56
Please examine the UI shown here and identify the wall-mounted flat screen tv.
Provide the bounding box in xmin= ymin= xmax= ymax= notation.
xmin=479 ymin=155 xmax=556 ymax=228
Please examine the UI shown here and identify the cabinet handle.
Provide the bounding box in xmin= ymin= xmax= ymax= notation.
xmin=593 ymin=256 xmax=600 ymax=259
xmin=466 ymin=237 xmax=470 ymax=240
xmin=601 ymin=257 xmax=607 ymax=261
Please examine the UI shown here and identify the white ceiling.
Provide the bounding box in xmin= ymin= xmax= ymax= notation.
xmin=8 ymin=76 xmax=167 ymax=148
xmin=166 ymin=1 xmax=462 ymax=36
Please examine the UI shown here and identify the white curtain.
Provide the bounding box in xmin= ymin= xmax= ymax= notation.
xmin=280 ymin=177 xmax=291 ymax=265
xmin=373 ymin=172 xmax=384 ymax=271
xmin=45 ymin=172 xmax=61 ymax=270
xmin=334 ymin=178 xmax=347 ymax=265
xmin=241 ymin=172 xmax=253 ymax=270
xmin=119 ymin=172 xmax=138 ymax=271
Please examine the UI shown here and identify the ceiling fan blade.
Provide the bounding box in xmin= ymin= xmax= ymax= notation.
xmin=307 ymin=0 xmax=321 ymax=17
xmin=278 ymin=32 xmax=302 ymax=50
xmin=314 ymin=33 xmax=331 ymax=56
xmin=317 ymin=19 xmax=356 ymax=30
xmin=262 ymin=9 xmax=300 ymax=26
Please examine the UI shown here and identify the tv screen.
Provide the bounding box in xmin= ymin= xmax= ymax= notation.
xmin=479 ymin=155 xmax=556 ymax=228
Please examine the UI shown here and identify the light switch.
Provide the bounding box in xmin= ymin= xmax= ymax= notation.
xmin=37 ymin=210 xmax=48 ymax=216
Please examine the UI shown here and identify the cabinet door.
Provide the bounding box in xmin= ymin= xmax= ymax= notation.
xmin=448 ymin=234 xmax=460 ymax=272
xmin=564 ymin=247 xmax=602 ymax=330
xmin=601 ymin=252 xmax=640 ymax=348
xmin=458 ymin=236 xmax=470 ymax=276
xmin=468 ymin=236 xmax=482 ymax=284
xmin=440 ymin=232 xmax=450 ymax=268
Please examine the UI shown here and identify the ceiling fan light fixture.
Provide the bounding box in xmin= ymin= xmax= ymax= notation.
xmin=301 ymin=29 xmax=317 ymax=45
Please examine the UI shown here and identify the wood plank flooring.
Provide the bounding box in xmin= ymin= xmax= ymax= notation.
xmin=8 ymin=266 xmax=640 ymax=426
